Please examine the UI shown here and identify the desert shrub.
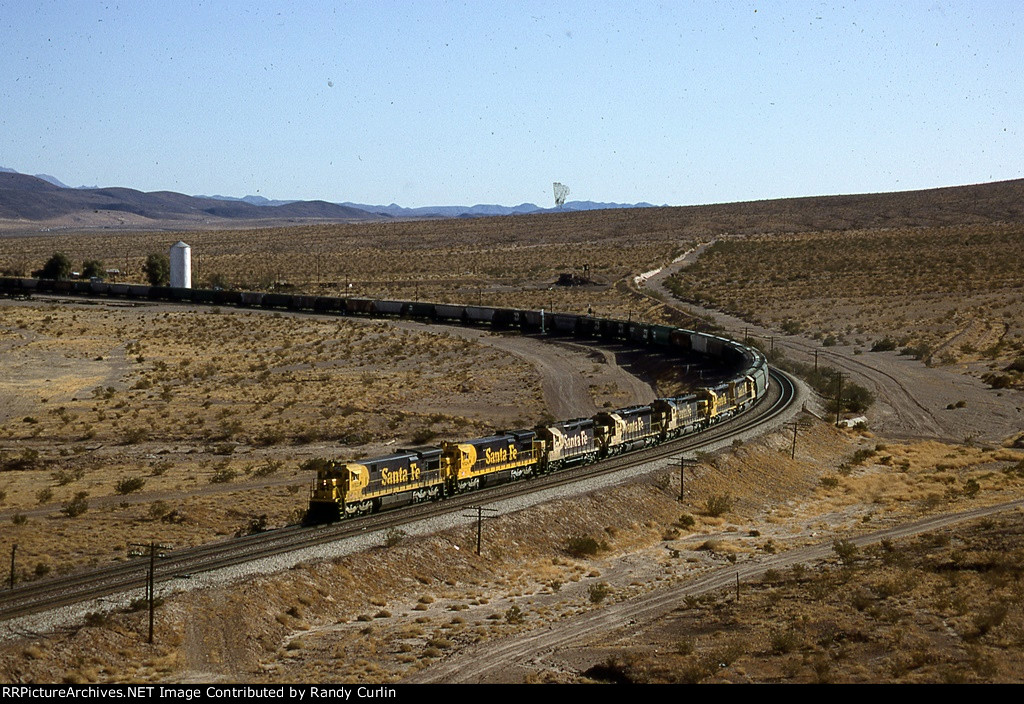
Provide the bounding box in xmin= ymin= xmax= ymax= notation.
xmin=51 ymin=468 xmax=84 ymax=486
xmin=253 ymin=460 xmax=283 ymax=477
xmin=588 ymin=582 xmax=612 ymax=603
xmin=384 ymin=528 xmax=407 ymax=548
xmin=832 ymin=539 xmax=859 ymax=566
xmin=770 ymin=628 xmax=803 ymax=654
xmin=964 ymin=478 xmax=981 ymax=498
xmin=121 ymin=427 xmax=150 ymax=445
xmin=61 ymin=491 xmax=89 ymax=517
xmin=128 ymin=596 xmax=162 ymax=612
xmin=210 ymin=466 xmax=236 ymax=483
xmin=901 ymin=343 xmax=931 ymax=360
xmin=36 ymin=488 xmax=53 ymax=504
xmin=982 ymin=373 xmax=1012 ymax=389
xmin=566 ymin=535 xmax=604 ymax=557
xmin=871 ymin=337 xmax=898 ymax=352
xmin=677 ymin=513 xmax=696 ymax=529
xmin=972 ymin=603 xmax=1008 ymax=637
xmin=83 ymin=612 xmax=109 ymax=627
xmin=703 ymin=493 xmax=733 ymax=517
xmin=2 ymin=448 xmax=40 ymax=471
xmin=819 ymin=476 xmax=839 ymax=489
xmin=115 ymin=476 xmax=146 ymax=494
xmin=237 ymin=515 xmax=269 ymax=536
xmin=851 ymin=448 xmax=875 ymax=465
xmin=255 ymin=427 xmax=288 ymax=446
xmin=12 ymin=514 xmax=27 ymax=525
xmin=505 ymin=605 xmax=524 ymax=624
xmin=841 ymin=383 xmax=875 ymax=413
xmin=151 ymin=460 xmax=172 ymax=476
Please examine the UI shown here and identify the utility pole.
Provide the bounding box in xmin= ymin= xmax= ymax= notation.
xmin=461 ymin=506 xmax=497 ymax=556
xmin=9 ymin=544 xmax=16 ymax=590
xmin=129 ymin=542 xmax=172 ymax=644
xmin=673 ymin=457 xmax=698 ymax=501
xmin=784 ymin=420 xmax=812 ymax=460
xmin=835 ymin=373 xmax=845 ymax=426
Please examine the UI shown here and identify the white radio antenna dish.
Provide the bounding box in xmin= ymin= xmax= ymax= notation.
xmin=553 ymin=182 xmax=569 ymax=208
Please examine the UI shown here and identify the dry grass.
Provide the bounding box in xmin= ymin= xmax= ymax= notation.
xmin=666 ymin=224 xmax=1024 ymax=383
xmin=0 ymin=215 xmax=690 ymax=321
xmin=0 ymin=301 xmax=546 ymax=577
xmin=585 ymin=511 xmax=1024 ymax=684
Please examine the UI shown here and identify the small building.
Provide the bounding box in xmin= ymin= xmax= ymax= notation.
xmin=169 ymin=241 xmax=191 ymax=288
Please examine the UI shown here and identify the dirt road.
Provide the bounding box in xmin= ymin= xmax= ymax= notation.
xmin=404 ymin=498 xmax=1024 ymax=683
xmin=391 ymin=320 xmax=654 ymax=419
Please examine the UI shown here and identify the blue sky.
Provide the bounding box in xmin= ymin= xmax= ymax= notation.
xmin=2 ymin=1 xmax=1021 ymax=207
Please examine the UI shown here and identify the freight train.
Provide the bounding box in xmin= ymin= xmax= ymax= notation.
xmin=0 ymin=276 xmax=770 ymax=522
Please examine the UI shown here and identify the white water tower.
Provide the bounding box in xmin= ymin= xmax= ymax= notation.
xmin=169 ymin=241 xmax=192 ymax=288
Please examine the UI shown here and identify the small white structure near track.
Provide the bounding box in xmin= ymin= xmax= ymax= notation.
xmin=169 ymin=240 xmax=191 ymax=288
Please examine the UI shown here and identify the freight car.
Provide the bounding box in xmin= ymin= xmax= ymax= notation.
xmin=0 ymin=275 xmax=771 ymax=524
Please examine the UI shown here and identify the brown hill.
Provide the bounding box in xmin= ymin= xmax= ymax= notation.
xmin=661 ymin=178 xmax=1024 ymax=235
xmin=0 ymin=172 xmax=380 ymax=227
xmin=2 ymin=170 xmax=1023 ymax=235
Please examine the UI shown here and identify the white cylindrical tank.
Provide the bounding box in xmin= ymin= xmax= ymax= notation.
xmin=169 ymin=241 xmax=191 ymax=288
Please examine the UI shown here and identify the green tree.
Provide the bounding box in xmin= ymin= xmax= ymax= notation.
xmin=142 ymin=253 xmax=170 ymax=286
xmin=34 ymin=252 xmax=72 ymax=280
xmin=82 ymin=259 xmax=104 ymax=279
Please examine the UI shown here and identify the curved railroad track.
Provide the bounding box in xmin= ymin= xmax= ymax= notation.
xmin=0 ymin=369 xmax=797 ymax=626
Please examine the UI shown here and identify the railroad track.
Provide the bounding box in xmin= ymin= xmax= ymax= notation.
xmin=0 ymin=369 xmax=797 ymax=625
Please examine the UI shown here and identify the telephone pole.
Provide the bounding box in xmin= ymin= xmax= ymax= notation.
xmin=784 ymin=419 xmax=813 ymax=460
xmin=673 ymin=457 xmax=698 ymax=501
xmin=461 ymin=506 xmax=497 ymax=555
xmin=129 ymin=542 xmax=172 ymax=644
xmin=835 ymin=373 xmax=845 ymax=426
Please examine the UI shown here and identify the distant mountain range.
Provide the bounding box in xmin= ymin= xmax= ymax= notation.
xmin=199 ymin=195 xmax=658 ymax=217
xmin=0 ymin=167 xmax=657 ymax=227
xmin=0 ymin=169 xmax=378 ymax=226
xmin=4 ymin=166 xmax=1024 ymax=234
